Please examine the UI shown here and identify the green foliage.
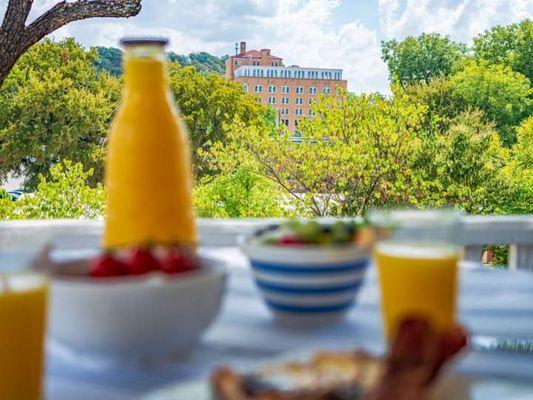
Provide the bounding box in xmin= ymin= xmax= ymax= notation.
xmin=513 ymin=116 xmax=533 ymax=169
xmin=411 ymin=111 xmax=508 ymax=213
xmin=473 ymin=19 xmax=533 ymax=83
xmin=168 ymin=51 xmax=227 ymax=75
xmin=498 ymin=117 xmax=533 ymax=214
xmin=94 ymin=46 xmax=123 ymax=76
xmin=209 ymin=91 xmax=429 ymax=216
xmin=381 ymin=33 xmax=467 ymax=85
xmin=448 ymin=62 xmax=531 ymax=146
xmin=94 ymin=47 xmax=227 ymax=76
xmin=194 ymin=166 xmax=287 ymax=218
xmin=0 ymin=38 xmax=121 ymax=189
xmin=168 ymin=63 xmax=270 ymax=176
xmin=0 ymin=161 xmax=105 ymax=219
xmin=208 ymin=90 xmax=521 ymax=217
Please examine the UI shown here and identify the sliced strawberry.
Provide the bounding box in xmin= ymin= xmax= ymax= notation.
xmin=89 ymin=253 xmax=126 ymax=277
xmin=125 ymin=247 xmax=161 ymax=275
xmin=160 ymin=248 xmax=199 ymax=274
xmin=276 ymin=235 xmax=304 ymax=246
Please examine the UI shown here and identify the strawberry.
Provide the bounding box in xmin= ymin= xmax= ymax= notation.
xmin=160 ymin=248 xmax=199 ymax=274
xmin=125 ymin=247 xmax=161 ymax=275
xmin=89 ymin=253 xmax=126 ymax=277
xmin=276 ymin=235 xmax=304 ymax=246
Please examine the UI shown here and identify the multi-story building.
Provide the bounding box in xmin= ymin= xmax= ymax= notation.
xmin=225 ymin=42 xmax=347 ymax=132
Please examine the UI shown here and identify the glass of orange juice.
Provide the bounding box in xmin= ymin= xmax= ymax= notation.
xmin=371 ymin=209 xmax=461 ymax=342
xmin=0 ymin=231 xmax=49 ymax=399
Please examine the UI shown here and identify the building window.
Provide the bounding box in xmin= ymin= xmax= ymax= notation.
xmin=280 ymin=108 xmax=289 ymax=115
xmin=281 ymin=119 xmax=289 ymax=127
xmin=295 ymin=109 xmax=303 ymax=116
xmin=281 ymin=97 xmax=290 ymax=104
xmin=309 ymin=87 xmax=317 ymax=94
xmin=322 ymin=87 xmax=331 ymax=94
xmin=254 ymin=85 xmax=263 ymax=93
xmin=268 ymin=85 xmax=276 ymax=93
xmin=242 ymin=83 xmax=248 ymax=92
xmin=296 ymin=98 xmax=303 ymax=105
xmin=336 ymin=86 xmax=342 ymax=95
xmin=282 ymin=86 xmax=290 ymax=94
xmin=309 ymin=98 xmax=315 ymax=104
xmin=268 ymin=97 xmax=276 ymax=104
xmin=296 ymin=86 xmax=303 ymax=94
xmin=309 ymin=109 xmax=315 ymax=116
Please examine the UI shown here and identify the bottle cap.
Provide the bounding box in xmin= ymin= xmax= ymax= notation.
xmin=120 ymin=37 xmax=168 ymax=47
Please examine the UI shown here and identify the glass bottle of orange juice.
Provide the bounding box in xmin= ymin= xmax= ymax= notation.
xmin=103 ymin=38 xmax=197 ymax=249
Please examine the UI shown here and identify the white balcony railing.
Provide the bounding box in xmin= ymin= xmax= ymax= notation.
xmin=2 ymin=215 xmax=533 ymax=269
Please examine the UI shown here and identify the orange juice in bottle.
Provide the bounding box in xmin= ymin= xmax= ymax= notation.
xmin=103 ymin=38 xmax=196 ymax=249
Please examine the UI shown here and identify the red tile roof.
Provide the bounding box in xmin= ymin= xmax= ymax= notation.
xmin=234 ymin=49 xmax=282 ymax=59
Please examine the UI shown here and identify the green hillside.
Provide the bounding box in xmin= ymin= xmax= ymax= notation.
xmin=94 ymin=47 xmax=227 ymax=76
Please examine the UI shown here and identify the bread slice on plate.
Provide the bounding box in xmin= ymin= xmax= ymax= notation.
xmin=211 ymin=350 xmax=383 ymax=400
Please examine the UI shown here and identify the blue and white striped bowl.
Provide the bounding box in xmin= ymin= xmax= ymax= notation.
xmin=241 ymin=238 xmax=370 ymax=325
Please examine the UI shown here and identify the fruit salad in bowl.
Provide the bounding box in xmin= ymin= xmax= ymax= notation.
xmin=49 ymin=245 xmax=226 ymax=360
xmin=241 ymin=220 xmax=373 ymax=325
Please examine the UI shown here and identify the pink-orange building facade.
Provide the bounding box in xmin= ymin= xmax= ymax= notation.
xmin=225 ymin=42 xmax=347 ymax=132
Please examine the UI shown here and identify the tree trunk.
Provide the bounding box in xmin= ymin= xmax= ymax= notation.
xmin=0 ymin=0 xmax=142 ymax=87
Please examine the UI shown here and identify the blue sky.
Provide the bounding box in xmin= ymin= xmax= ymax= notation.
xmin=3 ymin=0 xmax=533 ymax=93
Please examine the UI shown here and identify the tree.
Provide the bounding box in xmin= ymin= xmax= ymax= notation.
xmin=0 ymin=161 xmax=105 ymax=219
xmin=473 ymin=19 xmax=533 ymax=83
xmin=95 ymin=48 xmax=227 ymax=76
xmin=381 ymin=33 xmax=467 ymax=85
xmin=94 ymin=46 xmax=123 ymax=76
xmin=0 ymin=39 xmax=121 ymax=189
xmin=0 ymin=0 xmax=141 ymax=87
xmin=194 ymin=166 xmax=287 ymax=218
xmin=498 ymin=117 xmax=533 ymax=214
xmin=168 ymin=51 xmax=227 ymax=75
xmin=410 ymin=111 xmax=508 ymax=213
xmin=448 ymin=62 xmax=531 ymax=146
xmin=209 ymin=91 xmax=428 ymax=217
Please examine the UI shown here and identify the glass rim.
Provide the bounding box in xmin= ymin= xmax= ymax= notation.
xmin=368 ymin=208 xmax=462 ymax=229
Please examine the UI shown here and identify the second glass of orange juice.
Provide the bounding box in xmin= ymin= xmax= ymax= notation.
xmin=0 ymin=273 xmax=48 ymax=399
xmin=372 ymin=209 xmax=461 ymax=342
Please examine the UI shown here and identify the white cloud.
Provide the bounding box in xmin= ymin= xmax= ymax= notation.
xmin=2 ymin=0 xmax=531 ymax=94
xmin=379 ymin=0 xmax=533 ymax=42
xmin=250 ymin=0 xmax=389 ymax=93
xmin=25 ymin=0 xmax=389 ymax=93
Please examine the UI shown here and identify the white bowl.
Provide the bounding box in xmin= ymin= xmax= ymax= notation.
xmin=50 ymin=257 xmax=226 ymax=360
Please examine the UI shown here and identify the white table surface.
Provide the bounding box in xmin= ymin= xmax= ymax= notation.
xmin=41 ymin=246 xmax=533 ymax=399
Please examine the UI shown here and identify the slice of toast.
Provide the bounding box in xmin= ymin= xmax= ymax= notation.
xmin=211 ymin=350 xmax=383 ymax=400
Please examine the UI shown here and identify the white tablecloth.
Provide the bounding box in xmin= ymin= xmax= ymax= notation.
xmin=43 ymin=247 xmax=533 ymax=399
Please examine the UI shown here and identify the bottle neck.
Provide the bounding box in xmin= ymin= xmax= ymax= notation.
xmin=123 ymin=45 xmax=168 ymax=93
